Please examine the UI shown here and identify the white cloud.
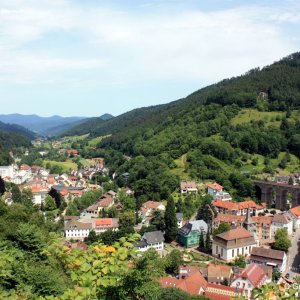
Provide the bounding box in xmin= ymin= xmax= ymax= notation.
xmin=0 ymin=0 xmax=298 ymax=86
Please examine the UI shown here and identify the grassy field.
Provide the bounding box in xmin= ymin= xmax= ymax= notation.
xmin=43 ymin=160 xmax=78 ymax=172
xmin=240 ymin=152 xmax=300 ymax=176
xmin=231 ymin=109 xmax=284 ymax=127
xmin=87 ymin=135 xmax=112 ymax=148
xmin=171 ymin=154 xmax=188 ymax=178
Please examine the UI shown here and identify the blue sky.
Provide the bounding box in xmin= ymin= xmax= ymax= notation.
xmin=0 ymin=0 xmax=299 ymax=117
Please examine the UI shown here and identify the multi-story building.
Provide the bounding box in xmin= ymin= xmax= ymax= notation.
xmin=271 ymin=214 xmax=293 ymax=237
xmin=178 ymin=220 xmax=208 ymax=247
xmin=135 ymin=231 xmax=164 ymax=252
xmin=249 ymin=247 xmax=287 ymax=273
xmin=212 ymin=228 xmax=257 ymax=262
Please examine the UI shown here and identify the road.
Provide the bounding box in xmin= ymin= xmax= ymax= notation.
xmin=287 ymin=229 xmax=300 ymax=279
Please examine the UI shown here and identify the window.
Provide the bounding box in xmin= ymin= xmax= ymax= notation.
xmin=232 ymin=249 xmax=234 ymax=257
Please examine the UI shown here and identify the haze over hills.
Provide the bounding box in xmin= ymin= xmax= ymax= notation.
xmin=0 ymin=113 xmax=114 ymax=136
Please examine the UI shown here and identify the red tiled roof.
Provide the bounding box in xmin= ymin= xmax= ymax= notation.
xmin=252 ymin=216 xmax=273 ymax=226
xmin=181 ymin=180 xmax=197 ymax=190
xmin=95 ymin=218 xmax=113 ymax=228
xmin=207 ymin=264 xmax=232 ymax=279
xmin=143 ymin=201 xmax=164 ymax=210
xmin=215 ymin=213 xmax=246 ymax=225
xmin=160 ymin=271 xmax=207 ymax=296
xmin=238 ymin=264 xmax=267 ymax=287
xmin=290 ymin=206 xmax=300 ymax=218
xmin=98 ymin=197 xmax=113 ymax=208
xmin=272 ymin=214 xmax=291 ymax=224
xmin=213 ymin=200 xmax=263 ymax=211
xmin=216 ymin=227 xmax=252 ymax=241
xmin=204 ymin=283 xmax=242 ymax=300
xmin=207 ymin=182 xmax=223 ymax=191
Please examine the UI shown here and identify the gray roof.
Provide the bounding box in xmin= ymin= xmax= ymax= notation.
xmin=142 ymin=231 xmax=164 ymax=244
xmin=250 ymin=247 xmax=285 ymax=261
xmin=179 ymin=220 xmax=208 ymax=236
xmin=176 ymin=213 xmax=183 ymax=221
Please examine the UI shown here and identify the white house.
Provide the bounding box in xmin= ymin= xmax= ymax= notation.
xmin=207 ymin=182 xmax=223 ymax=197
xmin=271 ymin=214 xmax=293 ymax=237
xmin=135 ymin=231 xmax=164 ymax=252
xmin=139 ymin=201 xmax=165 ymax=225
xmin=93 ymin=218 xmax=119 ymax=234
xmin=249 ymin=247 xmax=287 ymax=273
xmin=0 ymin=165 xmax=14 ymax=179
xmin=212 ymin=228 xmax=257 ymax=262
xmin=65 ymin=220 xmax=92 ymax=240
xmin=231 ymin=264 xmax=269 ymax=300
xmin=288 ymin=206 xmax=300 ymax=230
xmin=180 ymin=180 xmax=198 ymax=194
xmin=31 ymin=186 xmax=49 ymax=205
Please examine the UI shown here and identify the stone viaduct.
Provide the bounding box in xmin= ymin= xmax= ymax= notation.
xmin=254 ymin=180 xmax=300 ymax=211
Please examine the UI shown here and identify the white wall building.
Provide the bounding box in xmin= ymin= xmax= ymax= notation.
xmin=135 ymin=231 xmax=164 ymax=252
xmin=65 ymin=220 xmax=92 ymax=240
xmin=288 ymin=206 xmax=300 ymax=230
xmin=212 ymin=228 xmax=257 ymax=262
xmin=271 ymin=214 xmax=293 ymax=237
xmin=0 ymin=165 xmax=14 ymax=179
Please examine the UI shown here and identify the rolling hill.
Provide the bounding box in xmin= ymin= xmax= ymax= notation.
xmin=0 ymin=121 xmax=36 ymax=140
xmin=61 ymin=52 xmax=300 ymax=201
xmin=63 ymin=52 xmax=300 ymax=140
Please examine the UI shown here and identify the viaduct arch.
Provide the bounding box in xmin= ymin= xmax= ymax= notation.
xmin=254 ymin=180 xmax=300 ymax=210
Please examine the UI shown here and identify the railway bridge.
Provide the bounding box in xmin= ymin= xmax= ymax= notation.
xmin=254 ymin=180 xmax=300 ymax=211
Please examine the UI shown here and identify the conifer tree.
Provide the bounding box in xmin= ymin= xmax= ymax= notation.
xmin=12 ymin=184 xmax=22 ymax=203
xmin=164 ymin=196 xmax=178 ymax=242
xmin=205 ymin=226 xmax=212 ymax=253
xmin=198 ymin=231 xmax=205 ymax=250
xmin=0 ymin=176 xmax=5 ymax=195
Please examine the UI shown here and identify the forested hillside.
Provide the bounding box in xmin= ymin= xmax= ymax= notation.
xmin=68 ymin=53 xmax=300 ymax=201
xmin=64 ymin=52 xmax=300 ymax=139
xmin=0 ymin=121 xmax=35 ymax=140
xmin=0 ymin=130 xmax=32 ymax=165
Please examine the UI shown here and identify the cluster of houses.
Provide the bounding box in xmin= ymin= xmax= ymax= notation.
xmin=160 ymin=260 xmax=277 ymax=300
xmin=0 ymin=162 xmax=108 ymax=206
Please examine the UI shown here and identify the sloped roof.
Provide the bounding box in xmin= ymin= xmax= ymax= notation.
xmin=207 ymin=182 xmax=223 ymax=191
xmin=290 ymin=206 xmax=300 ymax=218
xmin=216 ymin=227 xmax=252 ymax=241
xmin=250 ymin=247 xmax=285 ymax=261
xmin=143 ymin=231 xmax=164 ymax=244
xmin=207 ymin=264 xmax=232 ymax=279
xmin=215 ymin=213 xmax=246 ymax=225
xmin=272 ymin=214 xmax=291 ymax=224
xmin=143 ymin=201 xmax=164 ymax=210
xmin=65 ymin=220 xmax=92 ymax=230
xmin=179 ymin=220 xmax=208 ymax=237
xmin=204 ymin=283 xmax=242 ymax=300
xmin=160 ymin=271 xmax=207 ymax=296
xmin=238 ymin=264 xmax=266 ymax=287
xmin=213 ymin=199 xmax=263 ymax=211
xmin=181 ymin=180 xmax=198 ymax=190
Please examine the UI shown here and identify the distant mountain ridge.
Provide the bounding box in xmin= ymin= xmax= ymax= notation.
xmin=0 ymin=114 xmax=86 ymax=136
xmin=0 ymin=113 xmax=113 ymax=136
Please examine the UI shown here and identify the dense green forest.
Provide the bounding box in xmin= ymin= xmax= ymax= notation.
xmin=0 ymin=130 xmax=32 ymax=165
xmin=0 ymin=121 xmax=36 ymax=140
xmin=63 ymin=53 xmax=300 ymax=201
